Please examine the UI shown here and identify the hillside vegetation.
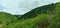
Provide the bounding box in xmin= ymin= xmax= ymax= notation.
xmin=0 ymin=2 xmax=60 ymax=28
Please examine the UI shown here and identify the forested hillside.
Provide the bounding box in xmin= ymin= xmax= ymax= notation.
xmin=16 ymin=3 xmax=55 ymax=20
xmin=0 ymin=2 xmax=60 ymax=28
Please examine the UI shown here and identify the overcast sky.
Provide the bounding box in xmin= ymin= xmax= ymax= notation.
xmin=0 ymin=0 xmax=60 ymax=15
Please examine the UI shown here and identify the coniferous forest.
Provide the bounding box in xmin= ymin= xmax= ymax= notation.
xmin=0 ymin=2 xmax=60 ymax=28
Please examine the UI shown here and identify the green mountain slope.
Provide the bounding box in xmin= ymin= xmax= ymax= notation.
xmin=6 ymin=3 xmax=56 ymax=28
xmin=13 ymin=2 xmax=60 ymax=28
xmin=0 ymin=2 xmax=60 ymax=28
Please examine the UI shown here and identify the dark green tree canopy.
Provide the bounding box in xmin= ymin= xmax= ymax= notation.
xmin=16 ymin=3 xmax=56 ymax=20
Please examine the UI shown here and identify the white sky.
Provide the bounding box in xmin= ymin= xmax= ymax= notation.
xmin=0 ymin=0 xmax=60 ymax=15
